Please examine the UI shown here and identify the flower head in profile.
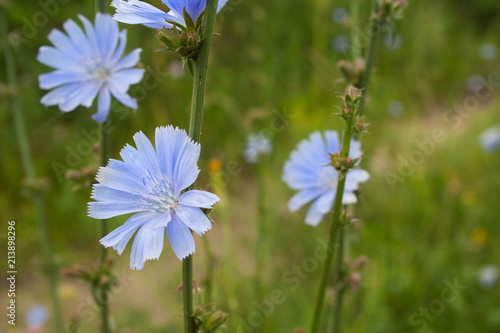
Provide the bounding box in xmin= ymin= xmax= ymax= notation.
xmin=479 ymin=126 xmax=500 ymax=153
xmin=88 ymin=126 xmax=220 ymax=270
xmin=37 ymin=13 xmax=145 ymax=123
xmin=244 ymin=132 xmax=273 ymax=164
xmin=282 ymin=131 xmax=369 ymax=226
xmin=112 ymin=0 xmax=229 ymax=29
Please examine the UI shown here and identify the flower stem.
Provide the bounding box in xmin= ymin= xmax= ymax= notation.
xmin=0 ymin=9 xmax=65 ymax=333
xmin=255 ymin=162 xmax=266 ymax=294
xmin=331 ymin=224 xmax=346 ymax=333
xmin=185 ymin=1 xmax=219 ymax=332
xmin=96 ymin=0 xmax=107 ymax=13
xmin=310 ymin=126 xmax=354 ymax=333
xmin=358 ymin=0 xmax=380 ymax=115
xmin=95 ymin=2 xmax=111 ymax=333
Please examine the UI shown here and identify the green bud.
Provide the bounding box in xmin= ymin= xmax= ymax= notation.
xmin=204 ymin=311 xmax=228 ymax=331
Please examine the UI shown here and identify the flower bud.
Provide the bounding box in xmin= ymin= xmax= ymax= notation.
xmin=204 ymin=311 xmax=228 ymax=331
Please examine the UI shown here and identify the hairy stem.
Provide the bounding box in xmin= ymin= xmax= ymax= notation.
xmin=185 ymin=1 xmax=219 ymax=332
xmin=310 ymin=125 xmax=354 ymax=333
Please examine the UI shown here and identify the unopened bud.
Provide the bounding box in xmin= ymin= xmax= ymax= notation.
xmin=204 ymin=311 xmax=228 ymax=331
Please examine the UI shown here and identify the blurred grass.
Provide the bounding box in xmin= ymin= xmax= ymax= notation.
xmin=1 ymin=0 xmax=500 ymax=332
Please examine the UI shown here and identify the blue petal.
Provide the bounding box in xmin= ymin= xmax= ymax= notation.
xmin=342 ymin=192 xmax=358 ymax=205
xmin=349 ymin=140 xmax=363 ymax=159
xmin=112 ymin=0 xmax=174 ymax=29
xmin=40 ymin=83 xmax=83 ymax=107
xmin=130 ymin=217 xmax=165 ymax=270
xmin=110 ymin=30 xmax=128 ymax=65
xmin=39 ymin=70 xmax=82 ymax=90
xmin=109 ymin=84 xmax=138 ymax=109
xmin=345 ymin=169 xmax=369 ymax=191
xmin=88 ymin=201 xmax=145 ymax=219
xmin=59 ymin=83 xmax=100 ymax=111
xmin=167 ymin=214 xmax=195 ymax=260
xmin=95 ymin=13 xmax=119 ymax=61
xmin=47 ymin=28 xmax=81 ymax=58
xmin=324 ymin=130 xmax=340 ymax=154
xmin=287 ymin=188 xmax=324 ymax=212
xmin=174 ymin=205 xmax=212 ymax=236
xmin=305 ymin=197 xmax=328 ymax=226
xmin=37 ymin=46 xmax=80 ymax=70
xmin=178 ymin=190 xmax=220 ymax=209
xmin=91 ymin=184 xmax=137 ymax=203
xmin=155 ymin=126 xmax=200 ymax=193
xmin=314 ymin=189 xmax=335 ymax=214
xmin=96 ymin=159 xmax=147 ymax=193
xmin=77 ymin=14 xmax=99 ymax=54
xmin=100 ymin=211 xmax=155 ymax=254
xmin=62 ymin=18 xmax=92 ymax=56
xmin=115 ymin=48 xmax=142 ymax=71
xmin=110 ymin=68 xmax=145 ymax=92
xmin=133 ymin=131 xmax=161 ymax=172
xmin=93 ymin=86 xmax=111 ymax=123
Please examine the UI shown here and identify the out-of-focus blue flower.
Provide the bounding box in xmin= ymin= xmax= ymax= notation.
xmin=26 ymin=304 xmax=49 ymax=329
xmin=244 ymin=132 xmax=273 ymax=163
xmin=384 ymin=33 xmax=402 ymax=50
xmin=37 ymin=13 xmax=145 ymax=123
xmin=282 ymin=131 xmax=369 ymax=226
xmin=332 ymin=35 xmax=350 ymax=53
xmin=479 ymin=126 xmax=500 ymax=153
xmin=465 ymin=75 xmax=484 ymax=92
xmin=331 ymin=7 xmax=348 ymax=24
xmin=88 ymin=126 xmax=220 ymax=269
xmin=387 ymin=100 xmax=404 ymax=117
xmin=478 ymin=265 xmax=499 ymax=290
xmin=112 ymin=0 xmax=229 ymax=29
xmin=479 ymin=43 xmax=498 ymax=61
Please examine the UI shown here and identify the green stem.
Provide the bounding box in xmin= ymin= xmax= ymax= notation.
xmin=331 ymin=225 xmax=346 ymax=333
xmin=95 ymin=2 xmax=110 ymax=333
xmin=96 ymin=0 xmax=107 ymax=13
xmin=349 ymin=0 xmax=361 ymax=60
xmin=358 ymin=0 xmax=380 ymax=115
xmin=0 ymin=9 xmax=65 ymax=333
xmin=310 ymin=127 xmax=354 ymax=333
xmin=184 ymin=1 xmax=219 ymax=332
xmin=254 ymin=161 xmax=266 ymax=331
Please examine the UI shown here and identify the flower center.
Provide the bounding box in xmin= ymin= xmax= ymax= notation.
xmin=85 ymin=60 xmax=111 ymax=84
xmin=136 ymin=168 xmax=178 ymax=213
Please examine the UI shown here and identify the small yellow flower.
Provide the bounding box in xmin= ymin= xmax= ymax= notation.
xmin=471 ymin=226 xmax=488 ymax=247
xmin=209 ymin=158 xmax=222 ymax=174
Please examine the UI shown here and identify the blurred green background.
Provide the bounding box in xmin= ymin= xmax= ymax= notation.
xmin=1 ymin=0 xmax=500 ymax=332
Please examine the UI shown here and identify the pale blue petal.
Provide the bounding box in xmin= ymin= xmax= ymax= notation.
xmin=96 ymin=160 xmax=147 ymax=193
xmin=47 ymin=28 xmax=82 ymax=59
xmin=133 ymin=131 xmax=160 ymax=172
xmin=174 ymin=205 xmax=212 ymax=236
xmin=39 ymin=71 xmax=82 ymax=89
xmin=110 ymin=30 xmax=128 ymax=65
xmin=130 ymin=217 xmax=165 ymax=270
xmin=93 ymin=86 xmax=111 ymax=123
xmin=59 ymin=83 xmax=100 ymax=111
xmin=173 ymin=136 xmax=201 ymax=192
xmin=95 ymin=13 xmax=119 ymax=61
xmin=77 ymin=14 xmax=99 ymax=54
xmin=100 ymin=211 xmax=155 ymax=254
xmin=305 ymin=197 xmax=328 ymax=226
xmin=62 ymin=18 xmax=92 ymax=56
xmin=40 ymin=83 xmax=83 ymax=108
xmin=112 ymin=0 xmax=174 ymax=29
xmin=115 ymin=48 xmax=142 ymax=71
xmin=37 ymin=46 xmax=81 ymax=70
xmin=110 ymin=68 xmax=145 ymax=92
xmin=217 ymin=0 xmax=228 ymax=12
xmin=315 ymin=189 xmax=336 ymax=214
xmin=324 ymin=130 xmax=340 ymax=154
xmin=88 ymin=201 xmax=145 ymax=219
xmin=109 ymin=84 xmax=138 ymax=109
xmin=91 ymin=184 xmax=137 ymax=203
xmin=342 ymin=192 xmax=358 ymax=205
xmin=178 ymin=190 xmax=220 ymax=209
xmin=287 ymin=188 xmax=324 ymax=212
xmin=349 ymin=140 xmax=363 ymax=159
xmin=167 ymin=214 xmax=195 ymax=260
xmin=155 ymin=126 xmax=190 ymax=185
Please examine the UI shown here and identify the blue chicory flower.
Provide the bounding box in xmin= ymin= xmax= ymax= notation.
xmin=479 ymin=126 xmax=500 ymax=153
xmin=37 ymin=13 xmax=145 ymax=123
xmin=282 ymin=131 xmax=369 ymax=226
xmin=88 ymin=126 xmax=220 ymax=269
xmin=244 ymin=132 xmax=273 ymax=164
xmin=112 ymin=0 xmax=229 ymax=29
